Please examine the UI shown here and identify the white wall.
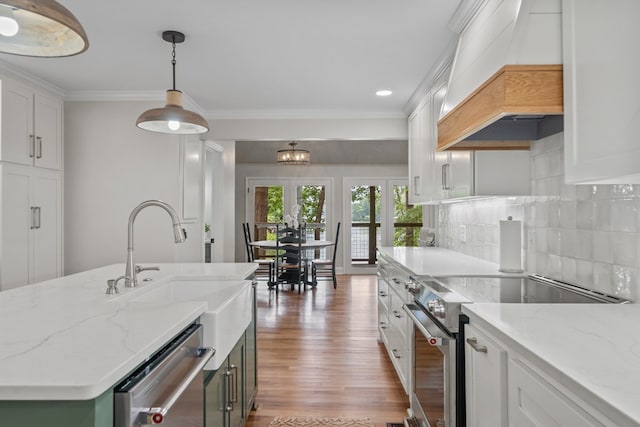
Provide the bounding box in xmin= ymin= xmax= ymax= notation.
xmin=64 ymin=101 xmax=201 ymax=273
xmin=235 ymin=163 xmax=408 ymax=265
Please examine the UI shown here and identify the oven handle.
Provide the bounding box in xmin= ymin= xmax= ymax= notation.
xmin=403 ymin=304 xmax=449 ymax=346
xmin=139 ymin=347 xmax=214 ymax=424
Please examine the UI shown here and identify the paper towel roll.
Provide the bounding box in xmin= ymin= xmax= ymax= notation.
xmin=499 ymin=217 xmax=524 ymax=273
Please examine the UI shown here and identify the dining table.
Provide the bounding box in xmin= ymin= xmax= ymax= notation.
xmin=249 ymin=239 xmax=334 ymax=291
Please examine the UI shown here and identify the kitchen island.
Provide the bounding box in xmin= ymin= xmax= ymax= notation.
xmin=0 ymin=262 xmax=257 ymax=426
xmin=463 ymin=303 xmax=640 ymax=426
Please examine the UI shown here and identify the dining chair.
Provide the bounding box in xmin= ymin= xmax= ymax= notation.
xmin=274 ymin=223 xmax=306 ymax=293
xmin=311 ymin=222 xmax=341 ymax=289
xmin=242 ymin=223 xmax=275 ymax=286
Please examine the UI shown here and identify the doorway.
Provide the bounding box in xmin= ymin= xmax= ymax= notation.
xmin=343 ymin=178 xmax=422 ymax=274
xmin=203 ymin=142 xmax=224 ymax=262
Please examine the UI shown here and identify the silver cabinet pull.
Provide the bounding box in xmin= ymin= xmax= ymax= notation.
xmin=230 ymin=365 xmax=239 ymax=404
xmin=392 ymin=310 xmax=403 ymax=319
xmin=139 ymin=347 xmax=214 ymax=424
xmin=414 ymin=176 xmax=420 ymax=196
xmin=466 ymin=337 xmax=488 ymax=353
xmin=30 ymin=206 xmax=41 ymax=229
xmin=36 ymin=136 xmax=42 ymax=159
xmin=379 ymin=291 xmax=388 ymax=297
xmin=28 ymin=134 xmax=35 ymax=158
xmin=442 ymin=163 xmax=451 ymax=190
xmin=392 ymin=349 xmax=401 ymax=359
xmin=379 ymin=321 xmax=388 ymax=329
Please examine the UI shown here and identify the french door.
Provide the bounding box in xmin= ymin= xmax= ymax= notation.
xmin=343 ymin=178 xmax=422 ymax=274
xmin=246 ymin=178 xmax=333 ymax=257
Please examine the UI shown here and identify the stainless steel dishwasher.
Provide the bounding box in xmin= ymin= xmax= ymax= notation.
xmin=114 ymin=323 xmax=214 ymax=426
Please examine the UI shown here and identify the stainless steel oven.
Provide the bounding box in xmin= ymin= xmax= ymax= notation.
xmin=404 ymin=303 xmax=456 ymax=427
xmin=114 ymin=323 xmax=214 ymax=427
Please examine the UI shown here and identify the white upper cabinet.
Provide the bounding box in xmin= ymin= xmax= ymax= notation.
xmin=563 ymin=0 xmax=640 ymax=184
xmin=408 ymin=99 xmax=430 ymax=204
xmin=1 ymin=78 xmax=63 ymax=171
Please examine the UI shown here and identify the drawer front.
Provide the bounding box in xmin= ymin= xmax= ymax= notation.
xmin=378 ymin=304 xmax=390 ymax=343
xmin=377 ymin=277 xmax=390 ymax=310
xmin=508 ymin=358 xmax=605 ymax=427
xmin=389 ymin=291 xmax=410 ymax=341
xmin=387 ymin=324 xmax=409 ymax=394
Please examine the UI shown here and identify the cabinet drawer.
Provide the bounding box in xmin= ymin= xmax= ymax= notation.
xmin=377 ymin=277 xmax=390 ymax=310
xmin=387 ymin=324 xmax=410 ymax=394
xmin=378 ymin=304 xmax=390 ymax=343
xmin=508 ymin=358 xmax=606 ymax=427
xmin=389 ymin=292 xmax=409 ymax=341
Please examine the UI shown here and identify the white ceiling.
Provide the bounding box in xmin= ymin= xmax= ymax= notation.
xmin=0 ymin=0 xmax=462 ymax=119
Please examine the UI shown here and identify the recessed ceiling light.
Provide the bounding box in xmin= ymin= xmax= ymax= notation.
xmin=376 ymin=90 xmax=393 ymax=97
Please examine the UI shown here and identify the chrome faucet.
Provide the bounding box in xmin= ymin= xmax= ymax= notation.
xmin=124 ymin=200 xmax=187 ymax=287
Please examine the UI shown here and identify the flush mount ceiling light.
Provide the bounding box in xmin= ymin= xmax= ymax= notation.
xmin=376 ymin=89 xmax=393 ymax=97
xmin=0 ymin=0 xmax=88 ymax=57
xmin=277 ymin=142 xmax=310 ymax=165
xmin=136 ymin=30 xmax=209 ymax=135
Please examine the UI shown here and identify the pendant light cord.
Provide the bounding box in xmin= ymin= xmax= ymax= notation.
xmin=171 ymin=37 xmax=177 ymax=91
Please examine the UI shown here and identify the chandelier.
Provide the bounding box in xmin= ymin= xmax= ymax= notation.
xmin=277 ymin=142 xmax=310 ymax=165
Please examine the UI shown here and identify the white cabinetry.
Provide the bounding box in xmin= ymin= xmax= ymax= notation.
xmin=465 ymin=323 xmax=508 ymax=427
xmin=0 ymin=163 xmax=62 ymax=290
xmin=563 ymin=0 xmax=640 ymax=184
xmin=1 ymin=79 xmax=62 ymax=171
xmin=377 ymin=250 xmax=412 ymax=394
xmin=465 ymin=321 xmax=614 ymax=427
xmin=408 ymin=66 xmax=530 ymax=203
xmin=408 ymin=99 xmax=431 ymax=204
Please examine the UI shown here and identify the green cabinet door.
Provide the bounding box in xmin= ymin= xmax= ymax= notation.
xmin=228 ymin=336 xmax=245 ymax=427
xmin=204 ymin=369 xmax=227 ymax=427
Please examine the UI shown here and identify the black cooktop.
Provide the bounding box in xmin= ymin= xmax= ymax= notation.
xmin=417 ymin=275 xmax=627 ymax=305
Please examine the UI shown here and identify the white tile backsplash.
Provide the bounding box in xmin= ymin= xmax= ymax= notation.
xmin=436 ymin=132 xmax=640 ymax=302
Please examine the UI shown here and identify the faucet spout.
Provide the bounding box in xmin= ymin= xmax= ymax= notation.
xmin=125 ymin=200 xmax=186 ymax=287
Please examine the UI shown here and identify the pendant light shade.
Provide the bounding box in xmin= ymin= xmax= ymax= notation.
xmin=277 ymin=142 xmax=310 ymax=165
xmin=136 ymin=30 xmax=209 ymax=135
xmin=0 ymin=0 xmax=88 ymax=57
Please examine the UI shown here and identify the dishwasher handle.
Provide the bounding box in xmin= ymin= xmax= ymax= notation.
xmin=139 ymin=347 xmax=214 ymax=424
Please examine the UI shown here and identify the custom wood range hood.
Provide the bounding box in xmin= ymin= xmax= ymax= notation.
xmin=435 ymin=0 xmax=564 ymax=151
xmin=437 ymin=64 xmax=563 ymax=151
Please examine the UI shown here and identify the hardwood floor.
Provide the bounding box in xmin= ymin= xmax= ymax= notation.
xmin=245 ymin=275 xmax=409 ymax=427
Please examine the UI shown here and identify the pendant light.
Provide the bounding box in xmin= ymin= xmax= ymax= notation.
xmin=277 ymin=142 xmax=310 ymax=165
xmin=0 ymin=0 xmax=88 ymax=57
xmin=136 ymin=30 xmax=209 ymax=135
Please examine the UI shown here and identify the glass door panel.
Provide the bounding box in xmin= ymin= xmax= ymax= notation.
xmin=298 ymin=184 xmax=328 ymax=258
xmin=393 ymin=185 xmax=423 ymax=247
xmin=252 ymin=185 xmax=283 ymax=257
xmin=350 ymin=185 xmax=381 ymax=265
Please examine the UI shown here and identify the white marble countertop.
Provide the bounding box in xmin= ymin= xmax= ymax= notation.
xmin=463 ymin=303 xmax=640 ymax=426
xmin=0 ymin=262 xmax=257 ymax=401
xmin=378 ymin=246 xmax=525 ymax=277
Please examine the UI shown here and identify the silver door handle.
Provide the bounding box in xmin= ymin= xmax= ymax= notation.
xmin=29 ymin=134 xmax=35 ymax=158
xmin=466 ymin=337 xmax=488 ymax=353
xmin=36 ymin=136 xmax=42 ymax=159
xmin=230 ymin=365 xmax=239 ymax=403
xmin=139 ymin=347 xmax=214 ymax=424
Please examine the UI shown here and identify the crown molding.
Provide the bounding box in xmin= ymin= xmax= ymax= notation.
xmin=403 ymin=41 xmax=456 ymax=115
xmin=0 ymin=59 xmax=65 ymax=97
xmin=65 ymin=90 xmax=207 ymax=116
xmin=448 ymin=0 xmax=489 ymax=34
xmin=203 ymin=109 xmax=406 ymax=120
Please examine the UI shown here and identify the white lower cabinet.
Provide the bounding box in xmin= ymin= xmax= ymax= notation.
xmin=465 ymin=323 xmax=508 ymax=427
xmin=377 ymin=251 xmax=412 ymax=395
xmin=0 ymin=163 xmax=62 ymax=290
xmin=466 ymin=322 xmax=613 ymax=427
xmin=508 ymin=358 xmax=605 ymax=427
